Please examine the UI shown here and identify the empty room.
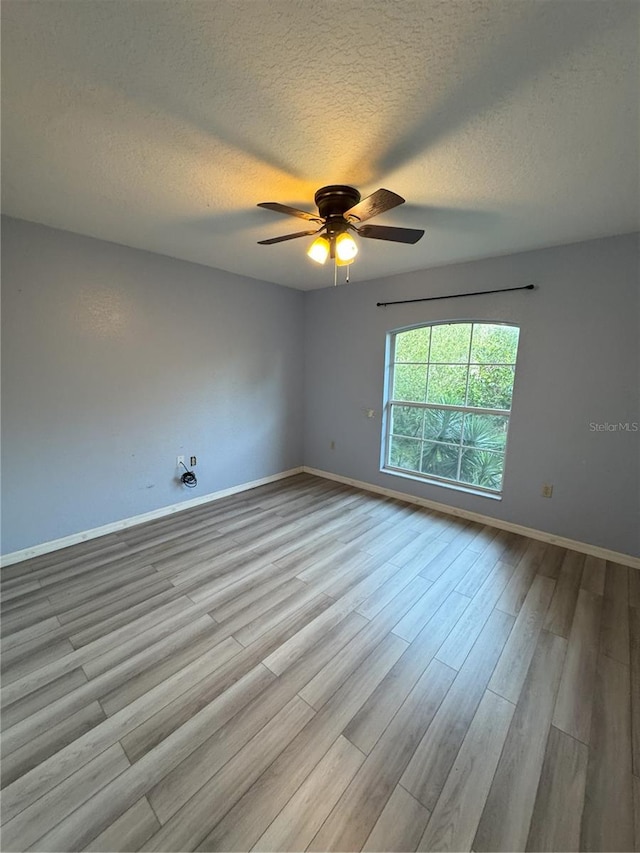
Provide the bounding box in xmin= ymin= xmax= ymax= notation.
xmin=1 ymin=1 xmax=639 ymax=851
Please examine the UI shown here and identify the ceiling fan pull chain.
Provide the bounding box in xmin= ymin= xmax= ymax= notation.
xmin=334 ymin=259 xmax=338 ymax=287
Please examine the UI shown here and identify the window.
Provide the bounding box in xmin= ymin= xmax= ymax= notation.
xmin=383 ymin=322 xmax=520 ymax=495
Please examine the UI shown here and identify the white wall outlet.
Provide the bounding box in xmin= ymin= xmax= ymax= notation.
xmin=330 ymin=440 xmax=335 ymax=450
xmin=176 ymin=455 xmax=185 ymax=467
xmin=542 ymin=483 xmax=553 ymax=498
xmin=190 ymin=456 xmax=197 ymax=466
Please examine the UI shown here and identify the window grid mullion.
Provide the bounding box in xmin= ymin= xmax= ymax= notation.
xmin=419 ymin=328 xmax=434 ymax=469
xmin=457 ymin=324 xmax=474 ymax=481
xmin=390 ymin=400 xmax=511 ymax=417
xmin=393 ymin=361 xmax=516 ymax=367
xmin=463 ymin=325 xmax=473 ymax=407
xmin=423 ymin=326 xmax=433 ymax=425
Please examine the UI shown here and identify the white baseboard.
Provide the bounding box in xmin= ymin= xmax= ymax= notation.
xmin=4 ymin=464 xmax=638 ymax=570
xmin=304 ymin=466 xmax=640 ymax=570
xmin=1 ymin=467 xmax=304 ymax=567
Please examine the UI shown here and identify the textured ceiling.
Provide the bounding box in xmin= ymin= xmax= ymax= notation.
xmin=2 ymin=1 xmax=638 ymax=290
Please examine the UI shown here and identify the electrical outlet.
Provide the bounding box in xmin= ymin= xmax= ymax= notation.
xmin=177 ymin=455 xmax=185 ymax=467
xmin=190 ymin=456 xmax=197 ymax=466
xmin=542 ymin=484 xmax=553 ymax=498
xmin=330 ymin=440 xmax=335 ymax=450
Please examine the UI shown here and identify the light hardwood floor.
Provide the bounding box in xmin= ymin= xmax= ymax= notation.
xmin=1 ymin=473 xmax=637 ymax=852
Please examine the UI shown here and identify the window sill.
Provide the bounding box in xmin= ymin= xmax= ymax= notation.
xmin=381 ymin=466 xmax=503 ymax=501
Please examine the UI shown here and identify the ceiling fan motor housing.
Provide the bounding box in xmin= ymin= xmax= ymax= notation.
xmin=314 ymin=185 xmax=361 ymax=221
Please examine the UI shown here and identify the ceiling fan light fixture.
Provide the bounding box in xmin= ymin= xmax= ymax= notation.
xmin=258 ymin=186 xmax=423 ymax=280
xmin=335 ymin=231 xmax=358 ymax=263
xmin=307 ymin=235 xmax=330 ymax=264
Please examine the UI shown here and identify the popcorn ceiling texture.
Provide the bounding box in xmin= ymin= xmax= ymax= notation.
xmin=1 ymin=0 xmax=638 ymax=290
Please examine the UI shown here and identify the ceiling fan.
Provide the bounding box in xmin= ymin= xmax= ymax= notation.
xmin=256 ymin=185 xmax=425 ymax=268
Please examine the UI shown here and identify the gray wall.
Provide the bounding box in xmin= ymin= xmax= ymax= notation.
xmin=304 ymin=233 xmax=640 ymax=557
xmin=1 ymin=217 xmax=304 ymax=554
xmin=2 ymin=219 xmax=638 ymax=558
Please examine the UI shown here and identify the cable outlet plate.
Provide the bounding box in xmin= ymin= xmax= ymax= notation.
xmin=177 ymin=455 xmax=185 ymax=467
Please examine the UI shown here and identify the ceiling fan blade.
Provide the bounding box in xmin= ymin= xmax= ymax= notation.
xmin=257 ymin=202 xmax=323 ymax=223
xmin=357 ymin=224 xmax=425 ymax=244
xmin=343 ymin=189 xmax=405 ymax=223
xmin=257 ymin=229 xmax=319 ymax=245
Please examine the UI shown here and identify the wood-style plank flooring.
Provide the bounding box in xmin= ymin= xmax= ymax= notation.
xmin=1 ymin=473 xmax=637 ymax=851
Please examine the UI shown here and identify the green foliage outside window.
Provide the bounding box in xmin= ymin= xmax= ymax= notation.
xmin=386 ymin=322 xmax=519 ymax=491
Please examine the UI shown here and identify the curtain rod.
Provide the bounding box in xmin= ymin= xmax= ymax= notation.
xmin=377 ymin=283 xmax=535 ymax=307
